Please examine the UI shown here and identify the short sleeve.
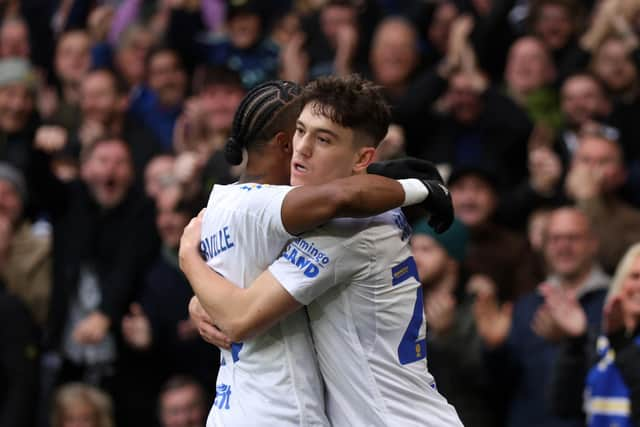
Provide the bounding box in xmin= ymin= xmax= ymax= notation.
xmin=242 ymin=184 xmax=295 ymax=239
xmin=268 ymin=226 xmax=371 ymax=305
xmin=209 ymin=184 xmax=295 ymax=241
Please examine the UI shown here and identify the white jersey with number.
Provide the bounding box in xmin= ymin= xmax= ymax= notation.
xmin=268 ymin=209 xmax=463 ymax=427
xmin=200 ymin=183 xmax=329 ymax=427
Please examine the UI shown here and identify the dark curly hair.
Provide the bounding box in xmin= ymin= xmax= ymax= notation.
xmin=224 ymin=80 xmax=302 ymax=165
xmin=298 ymin=74 xmax=391 ymax=147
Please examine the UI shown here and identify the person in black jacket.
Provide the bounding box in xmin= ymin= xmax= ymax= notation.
xmin=548 ymin=242 xmax=640 ymax=426
xmin=35 ymin=135 xmax=159 ymax=401
xmin=0 ymin=281 xmax=39 ymax=427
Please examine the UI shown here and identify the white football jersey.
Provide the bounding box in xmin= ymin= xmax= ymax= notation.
xmin=200 ymin=183 xmax=329 ymax=427
xmin=269 ymin=210 xmax=463 ymax=427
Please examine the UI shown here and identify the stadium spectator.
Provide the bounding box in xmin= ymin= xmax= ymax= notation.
xmin=129 ymin=47 xmax=187 ymax=150
xmin=504 ymin=36 xmax=562 ymax=132
xmin=51 ymin=382 xmax=114 ymax=427
xmin=0 ymin=58 xmax=38 ymax=171
xmin=449 ymin=166 xmax=541 ymax=301
xmin=474 ymin=206 xmax=609 ymax=427
xmin=590 ymin=35 xmax=639 ymax=104
xmin=411 ymin=217 xmax=501 ymax=427
xmin=0 ymin=17 xmax=30 ymax=60
xmin=294 ymin=0 xmax=363 ymax=80
xmin=113 ymin=25 xmax=154 ymax=90
xmin=528 ymin=0 xmax=588 ymax=82
xmin=564 ymin=127 xmax=640 ymax=273
xmin=173 ymin=65 xmax=245 ymax=195
xmin=158 ymin=375 xmax=208 ymax=427
xmin=368 ymin=17 xmax=421 ymax=102
xmin=35 ymin=136 xmax=159 ymax=399
xmin=419 ymin=67 xmax=538 ymax=226
xmin=48 ymin=30 xmax=92 ymax=128
xmin=547 ymin=242 xmax=640 ymax=426
xmin=0 ymin=162 xmax=51 ymax=329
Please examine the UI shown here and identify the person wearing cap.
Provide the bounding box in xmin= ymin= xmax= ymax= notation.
xmin=0 ymin=161 xmax=51 ymax=330
xmin=410 ymin=218 xmax=501 ymax=427
xmin=0 ymin=58 xmax=39 ymax=173
xmin=449 ymin=165 xmax=541 ymax=302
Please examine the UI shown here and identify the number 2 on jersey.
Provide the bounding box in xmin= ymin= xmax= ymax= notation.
xmin=392 ymin=257 xmax=427 ymax=365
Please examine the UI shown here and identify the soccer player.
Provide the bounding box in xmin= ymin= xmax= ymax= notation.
xmin=180 ymin=75 xmax=462 ymax=426
xmin=188 ymin=78 xmax=453 ymax=426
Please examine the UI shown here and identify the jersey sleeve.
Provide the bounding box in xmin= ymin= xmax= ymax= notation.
xmin=216 ymin=184 xmax=295 ymax=240
xmin=268 ymin=226 xmax=372 ymax=305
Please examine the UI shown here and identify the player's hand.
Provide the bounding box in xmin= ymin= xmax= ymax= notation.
xmin=189 ymin=296 xmax=232 ymax=350
xmin=421 ymin=179 xmax=454 ymax=233
xmin=179 ymin=209 xmax=205 ymax=272
xmin=367 ymin=158 xmax=444 ymax=183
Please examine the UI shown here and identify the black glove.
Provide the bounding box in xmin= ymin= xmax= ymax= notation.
xmin=421 ymin=179 xmax=454 ymax=234
xmin=368 ymin=158 xmax=453 ymax=233
xmin=367 ymin=158 xmax=444 ymax=183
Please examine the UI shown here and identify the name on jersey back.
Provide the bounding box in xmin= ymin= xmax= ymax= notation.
xmin=201 ymin=225 xmax=235 ymax=261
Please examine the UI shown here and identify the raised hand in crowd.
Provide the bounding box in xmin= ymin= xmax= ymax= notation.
xmin=472 ymin=275 xmax=513 ymax=349
xmin=279 ymin=31 xmax=309 ymax=84
xmin=34 ymin=125 xmax=68 ymax=154
xmin=72 ymin=311 xmax=111 ymax=345
xmin=334 ymin=23 xmax=359 ymax=77
xmin=173 ymin=151 xmax=206 ymax=200
xmin=87 ymin=5 xmax=114 ymax=43
xmin=603 ymin=295 xmax=627 ymax=334
xmin=439 ymin=14 xmax=476 ymax=78
xmin=173 ymin=97 xmax=209 ymax=154
xmin=538 ymin=283 xmax=587 ymax=338
xmin=425 ymin=291 xmax=457 ymax=337
xmin=122 ymin=303 xmax=153 ymax=350
xmin=581 ymin=0 xmax=640 ymax=51
xmin=374 ymin=124 xmax=406 ymax=161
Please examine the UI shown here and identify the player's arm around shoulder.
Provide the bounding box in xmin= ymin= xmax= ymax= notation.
xmin=281 ymin=175 xmax=408 ymax=235
xmin=179 ymin=210 xmax=301 ymax=342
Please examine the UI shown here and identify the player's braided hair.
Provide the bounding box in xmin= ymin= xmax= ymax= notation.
xmin=225 ymin=80 xmax=302 ymax=165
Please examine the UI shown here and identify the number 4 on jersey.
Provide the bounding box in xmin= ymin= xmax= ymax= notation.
xmin=392 ymin=257 xmax=427 ymax=365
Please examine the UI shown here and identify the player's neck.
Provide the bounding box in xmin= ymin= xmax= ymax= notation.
xmin=240 ymin=152 xmax=289 ymax=185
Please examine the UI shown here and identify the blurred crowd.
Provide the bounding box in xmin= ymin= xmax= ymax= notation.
xmin=0 ymin=0 xmax=639 ymax=426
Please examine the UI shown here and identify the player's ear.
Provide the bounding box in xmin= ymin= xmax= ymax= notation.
xmin=352 ymin=146 xmax=376 ymax=174
xmin=275 ymin=131 xmax=292 ymax=155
